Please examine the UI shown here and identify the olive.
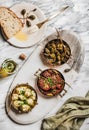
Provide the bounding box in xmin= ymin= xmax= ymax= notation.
xmin=45 ymin=48 xmax=50 ymax=54
xmin=26 ymin=20 xmax=31 ymax=27
xmin=50 ymin=53 xmax=56 ymax=59
xmin=28 ymin=15 xmax=36 ymax=20
xmin=52 ymin=43 xmax=56 ymax=49
xmin=66 ymin=50 xmax=71 ymax=56
xmin=56 ymin=44 xmax=60 ymax=49
xmin=32 ymin=8 xmax=37 ymax=12
xmin=59 ymin=44 xmax=63 ymax=50
xmin=51 ymin=48 xmax=55 ymax=53
xmin=21 ymin=9 xmax=26 ymax=16
xmin=49 ymin=58 xmax=56 ymax=63
xmin=57 ymin=55 xmax=61 ymax=61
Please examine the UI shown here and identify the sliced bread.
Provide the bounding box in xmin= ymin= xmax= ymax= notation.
xmin=0 ymin=7 xmax=23 ymax=39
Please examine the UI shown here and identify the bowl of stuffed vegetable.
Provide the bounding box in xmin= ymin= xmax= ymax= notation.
xmin=9 ymin=83 xmax=37 ymax=113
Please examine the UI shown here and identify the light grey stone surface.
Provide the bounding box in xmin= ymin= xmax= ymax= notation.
xmin=0 ymin=0 xmax=89 ymax=130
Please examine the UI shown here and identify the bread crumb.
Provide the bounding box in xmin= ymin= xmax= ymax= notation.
xmin=19 ymin=53 xmax=26 ymax=60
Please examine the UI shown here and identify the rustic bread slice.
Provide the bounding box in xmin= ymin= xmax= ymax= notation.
xmin=0 ymin=7 xmax=23 ymax=39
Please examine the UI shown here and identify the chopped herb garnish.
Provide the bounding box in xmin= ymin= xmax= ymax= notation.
xmin=46 ymin=77 xmax=54 ymax=86
xmin=20 ymin=90 xmax=25 ymax=95
xmin=47 ymin=77 xmax=53 ymax=83
xmin=18 ymin=101 xmax=24 ymax=106
xmin=24 ymin=100 xmax=28 ymax=104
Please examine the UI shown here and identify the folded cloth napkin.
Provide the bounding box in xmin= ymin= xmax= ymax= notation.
xmin=41 ymin=91 xmax=89 ymax=130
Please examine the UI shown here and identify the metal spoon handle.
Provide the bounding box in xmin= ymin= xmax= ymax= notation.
xmin=47 ymin=6 xmax=69 ymax=21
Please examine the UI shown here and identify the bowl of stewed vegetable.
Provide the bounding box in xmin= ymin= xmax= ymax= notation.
xmin=9 ymin=83 xmax=37 ymax=113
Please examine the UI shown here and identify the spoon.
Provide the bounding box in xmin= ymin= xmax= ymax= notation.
xmin=36 ymin=6 xmax=69 ymax=29
xmin=64 ymin=60 xmax=76 ymax=73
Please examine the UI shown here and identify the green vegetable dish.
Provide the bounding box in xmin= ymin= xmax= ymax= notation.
xmin=41 ymin=39 xmax=71 ymax=66
xmin=9 ymin=84 xmax=37 ymax=113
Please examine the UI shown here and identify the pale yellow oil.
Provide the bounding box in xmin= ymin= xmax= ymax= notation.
xmin=15 ymin=31 xmax=28 ymax=41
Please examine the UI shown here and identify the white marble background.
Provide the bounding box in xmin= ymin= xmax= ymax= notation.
xmin=0 ymin=0 xmax=89 ymax=130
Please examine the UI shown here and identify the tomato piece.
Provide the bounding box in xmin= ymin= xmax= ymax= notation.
xmin=38 ymin=78 xmax=50 ymax=91
xmin=56 ymin=75 xmax=62 ymax=82
xmin=38 ymin=78 xmax=45 ymax=87
xmin=51 ymin=75 xmax=57 ymax=81
xmin=42 ymin=70 xmax=51 ymax=77
xmin=56 ymin=84 xmax=63 ymax=90
xmin=51 ymin=85 xmax=56 ymax=89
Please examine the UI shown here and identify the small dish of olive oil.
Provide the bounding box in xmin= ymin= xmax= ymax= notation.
xmin=0 ymin=59 xmax=17 ymax=78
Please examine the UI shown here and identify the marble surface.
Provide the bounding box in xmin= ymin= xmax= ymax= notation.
xmin=0 ymin=0 xmax=89 ymax=130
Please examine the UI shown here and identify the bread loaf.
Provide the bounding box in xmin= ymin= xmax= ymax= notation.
xmin=0 ymin=7 xmax=23 ymax=39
